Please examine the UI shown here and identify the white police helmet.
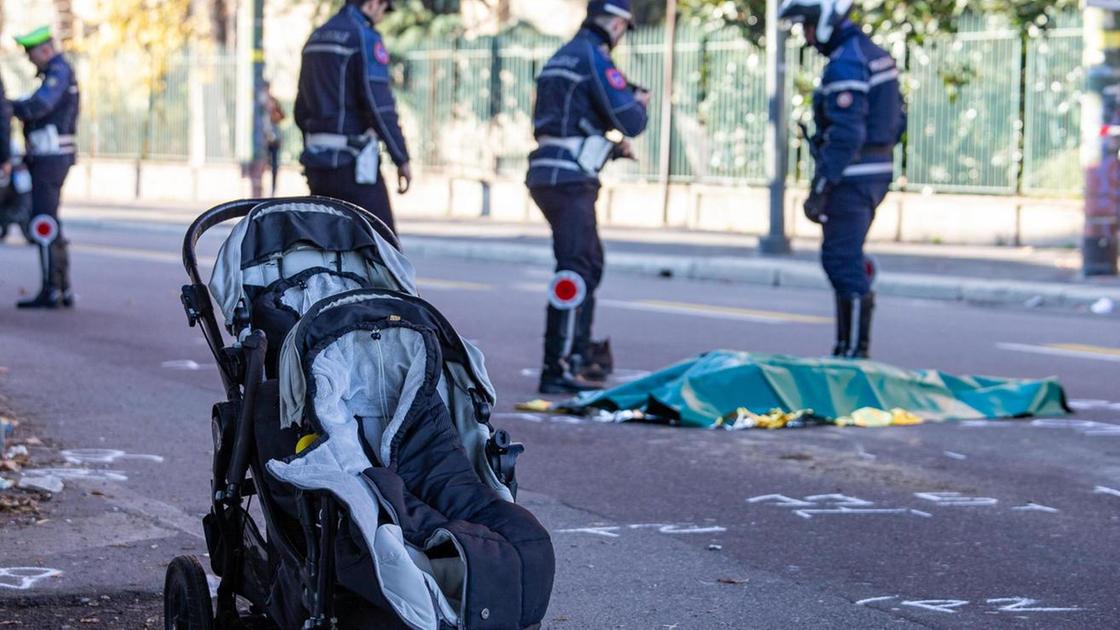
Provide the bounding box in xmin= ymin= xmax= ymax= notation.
xmin=778 ymin=0 xmax=854 ymax=45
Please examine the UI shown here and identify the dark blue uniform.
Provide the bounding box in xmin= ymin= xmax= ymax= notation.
xmin=295 ymin=4 xmax=409 ymax=233
xmin=810 ymin=22 xmax=904 ymax=297
xmin=527 ymin=20 xmax=648 ymax=386
xmin=14 ymin=53 xmax=79 ymax=306
xmin=0 ymin=77 xmax=11 ymax=168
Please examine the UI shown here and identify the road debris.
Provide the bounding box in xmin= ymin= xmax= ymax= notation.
xmin=18 ymin=474 xmax=64 ymax=494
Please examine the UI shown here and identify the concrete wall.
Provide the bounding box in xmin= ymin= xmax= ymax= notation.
xmin=63 ymin=158 xmax=1085 ymax=248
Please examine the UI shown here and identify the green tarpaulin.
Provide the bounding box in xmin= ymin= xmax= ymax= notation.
xmin=570 ymin=351 xmax=1069 ymax=428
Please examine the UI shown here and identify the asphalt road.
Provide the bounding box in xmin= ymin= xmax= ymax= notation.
xmin=1 ymin=221 xmax=1118 ymax=629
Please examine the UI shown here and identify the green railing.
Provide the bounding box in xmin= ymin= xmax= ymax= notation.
xmin=0 ymin=14 xmax=1082 ymax=198
xmin=397 ymin=15 xmax=1085 ymax=196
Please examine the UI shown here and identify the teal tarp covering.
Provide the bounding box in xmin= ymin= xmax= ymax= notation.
xmin=571 ymin=351 xmax=1069 ymax=428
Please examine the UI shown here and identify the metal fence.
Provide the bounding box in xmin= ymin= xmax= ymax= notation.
xmin=0 ymin=14 xmax=1083 ymax=197
xmin=398 ymin=14 xmax=1085 ymax=196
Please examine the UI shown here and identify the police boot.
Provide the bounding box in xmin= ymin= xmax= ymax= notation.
xmin=53 ymin=238 xmax=74 ymax=307
xmin=848 ymin=293 xmax=875 ymax=359
xmin=832 ymin=293 xmax=854 ymax=357
xmin=539 ymin=306 xmax=602 ymax=395
xmin=17 ymin=286 xmax=63 ymax=309
xmin=18 ymin=241 xmax=63 ymax=309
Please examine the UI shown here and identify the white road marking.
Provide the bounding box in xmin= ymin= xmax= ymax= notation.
xmin=416 ymin=277 xmax=492 ymax=291
xmin=996 ymin=342 xmax=1120 ymax=363
xmin=600 ymin=298 xmax=830 ymax=325
xmin=72 ymin=244 xmax=215 ymax=266
xmin=943 ymin=451 xmax=967 ymax=460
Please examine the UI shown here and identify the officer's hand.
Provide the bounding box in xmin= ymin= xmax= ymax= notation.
xmin=804 ymin=178 xmax=832 ymax=225
xmin=0 ymin=162 xmax=10 ymax=179
xmin=397 ymin=163 xmax=412 ymax=195
xmin=616 ymin=139 xmax=636 ymax=160
xmin=635 ymin=89 xmax=652 ymax=109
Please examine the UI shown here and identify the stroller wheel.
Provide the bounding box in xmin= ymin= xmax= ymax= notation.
xmin=164 ymin=555 xmax=214 ymax=630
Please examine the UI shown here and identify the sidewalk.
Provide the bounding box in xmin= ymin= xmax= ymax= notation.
xmin=60 ymin=199 xmax=1120 ymax=311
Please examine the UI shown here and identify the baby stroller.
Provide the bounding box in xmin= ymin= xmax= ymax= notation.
xmin=170 ymin=197 xmax=554 ymax=630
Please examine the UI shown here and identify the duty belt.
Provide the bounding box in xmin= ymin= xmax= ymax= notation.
xmin=306 ymin=131 xmax=375 ymax=153
xmin=27 ymin=134 xmax=76 ymax=156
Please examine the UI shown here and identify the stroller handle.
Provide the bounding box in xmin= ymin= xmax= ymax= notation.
xmin=181 ymin=196 xmax=401 ymax=285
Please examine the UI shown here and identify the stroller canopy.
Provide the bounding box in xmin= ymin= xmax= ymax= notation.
xmin=209 ymin=198 xmax=417 ymax=330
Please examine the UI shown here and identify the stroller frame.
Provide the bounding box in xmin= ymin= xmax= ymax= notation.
xmin=171 ymin=198 xmax=525 ymax=630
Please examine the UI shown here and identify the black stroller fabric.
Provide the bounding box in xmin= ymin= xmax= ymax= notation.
xmin=268 ymin=292 xmax=554 ymax=629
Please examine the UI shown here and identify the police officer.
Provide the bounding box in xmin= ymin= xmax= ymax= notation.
xmin=12 ymin=26 xmax=79 ymax=309
xmin=295 ymin=0 xmax=411 ymax=234
xmin=0 ymin=73 xmax=13 ymax=204
xmin=527 ymin=0 xmax=650 ymax=394
xmin=779 ymin=0 xmax=905 ymax=358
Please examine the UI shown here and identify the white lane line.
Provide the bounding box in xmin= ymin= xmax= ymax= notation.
xmin=73 ymin=243 xmax=216 ymax=266
xmin=996 ymin=342 xmax=1120 ymax=363
xmin=600 ymin=298 xmax=829 ymax=325
xmin=416 ymin=277 xmax=492 ymax=291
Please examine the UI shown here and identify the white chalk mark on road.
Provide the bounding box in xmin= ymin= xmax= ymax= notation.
xmin=902 ymin=599 xmax=969 ymax=614
xmin=855 ymin=596 xmax=899 ymax=606
xmin=1031 ymin=418 xmax=1120 ymax=437
xmin=1094 ymin=485 xmax=1120 ymax=498
xmin=943 ymin=451 xmax=967 ymax=460
xmin=22 ymin=468 xmax=129 ymax=482
xmin=749 ymin=493 xmax=932 ymax=519
xmin=161 ymin=360 xmax=203 ymax=371
xmin=859 ymin=596 xmax=1085 ymax=615
xmin=62 ymin=449 xmax=164 ymax=465
xmin=0 ymin=567 xmax=63 ymax=590
xmin=1069 ymin=399 xmax=1120 ymax=411
xmin=795 ymin=507 xmax=933 ymax=519
xmin=986 ymin=598 xmax=1084 ymax=613
xmin=1011 ymin=503 xmax=1059 ymax=513
xmin=915 ymin=492 xmax=998 ymax=507
xmin=557 ymin=522 xmax=727 ymax=538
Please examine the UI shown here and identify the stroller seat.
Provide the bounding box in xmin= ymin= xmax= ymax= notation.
xmin=270 ymin=291 xmax=553 ymax=629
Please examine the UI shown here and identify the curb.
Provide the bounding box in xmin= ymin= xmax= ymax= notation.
xmin=401 ymin=236 xmax=1120 ymax=310
xmin=64 ymin=214 xmax=1120 ymax=311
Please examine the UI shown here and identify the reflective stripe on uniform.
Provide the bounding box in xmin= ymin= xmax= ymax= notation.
xmin=304 ymin=44 xmax=357 ymax=56
xmin=842 ymin=162 xmax=894 ymax=177
xmin=821 ymin=80 xmax=870 ymax=94
xmin=538 ymin=68 xmax=587 ymax=83
xmin=869 ymin=68 xmax=899 ymax=87
xmin=530 ymin=158 xmax=583 ymax=172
